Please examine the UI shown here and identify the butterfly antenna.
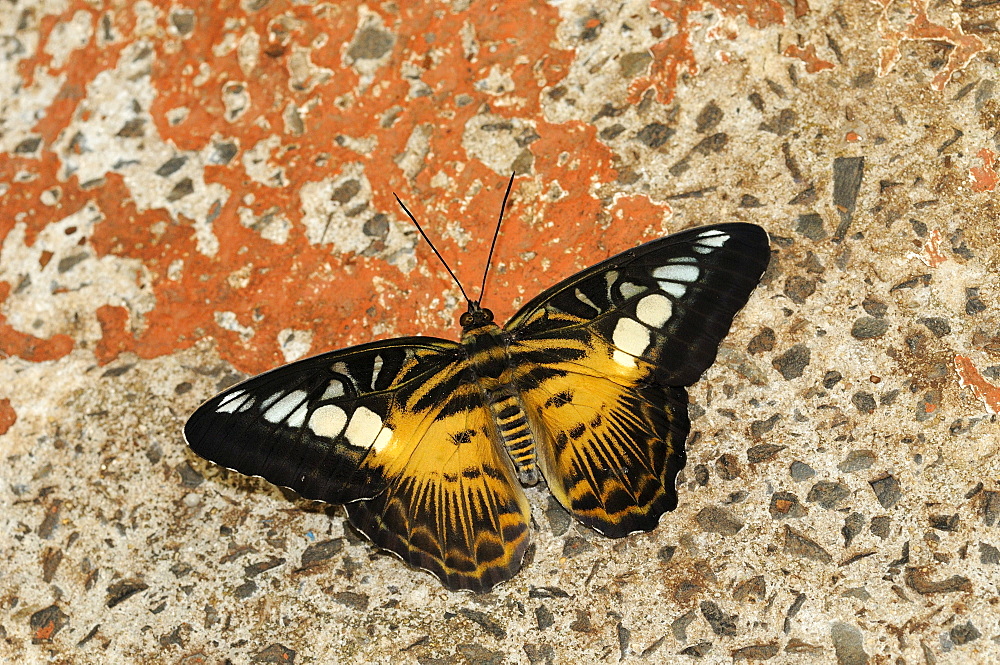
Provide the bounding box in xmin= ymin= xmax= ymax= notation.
xmin=478 ymin=172 xmax=515 ymax=306
xmin=394 ymin=193 xmax=471 ymax=303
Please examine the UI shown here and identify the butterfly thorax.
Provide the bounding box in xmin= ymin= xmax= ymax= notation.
xmin=460 ymin=317 xmax=541 ymax=487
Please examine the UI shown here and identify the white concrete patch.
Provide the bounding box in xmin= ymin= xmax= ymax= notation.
xmin=345 ymin=406 xmax=393 ymax=452
xmin=636 ymin=293 xmax=673 ymax=328
xmin=45 ymin=41 xmax=230 ymax=258
xmin=44 ymin=10 xmax=93 ymax=69
xmin=612 ymin=317 xmax=651 ymax=357
xmin=0 ymin=205 xmax=157 ymax=343
xmin=278 ymin=328 xmax=313 ymax=362
xmin=462 ymin=111 xmax=536 ymax=176
xmin=214 ymin=311 xmax=255 ymax=342
xmin=264 ymin=390 xmax=308 ymax=424
xmin=299 ymin=162 xmax=416 ymax=271
xmin=309 ymin=404 xmax=348 ymax=438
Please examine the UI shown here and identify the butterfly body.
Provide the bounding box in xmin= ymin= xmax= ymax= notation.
xmin=185 ymin=222 xmax=770 ymax=592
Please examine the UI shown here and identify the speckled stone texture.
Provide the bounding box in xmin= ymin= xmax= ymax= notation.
xmin=2 ymin=0 xmax=999 ymax=662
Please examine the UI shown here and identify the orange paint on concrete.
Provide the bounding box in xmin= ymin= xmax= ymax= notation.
xmin=970 ymin=148 xmax=999 ymax=192
xmin=921 ymin=227 xmax=947 ymax=268
xmin=845 ymin=131 xmax=861 ymax=143
xmin=0 ymin=283 xmax=75 ymax=363
xmin=955 ymin=355 xmax=1000 ymax=414
xmin=1 ymin=0 xmax=753 ymax=377
xmin=33 ymin=620 xmax=57 ymax=643
xmin=783 ymin=44 xmax=834 ymax=74
xmin=0 ymin=398 xmax=16 ymax=436
xmin=95 ymin=305 xmax=135 ymax=365
xmin=870 ymin=0 xmax=985 ymax=92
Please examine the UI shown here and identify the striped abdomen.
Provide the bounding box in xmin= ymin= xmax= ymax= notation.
xmin=489 ymin=394 xmax=539 ymax=486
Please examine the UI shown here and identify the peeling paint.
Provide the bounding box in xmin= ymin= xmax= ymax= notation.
xmin=970 ymin=148 xmax=998 ymax=193
xmin=870 ymin=0 xmax=986 ymax=92
xmin=955 ymin=355 xmax=1000 ymax=414
xmin=783 ymin=43 xmax=834 ymax=74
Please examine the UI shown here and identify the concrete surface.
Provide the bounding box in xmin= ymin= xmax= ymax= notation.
xmin=1 ymin=0 xmax=999 ymax=662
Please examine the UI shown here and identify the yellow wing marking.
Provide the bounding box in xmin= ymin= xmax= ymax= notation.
xmin=514 ymin=335 xmax=688 ymax=537
xmin=346 ymin=371 xmax=531 ymax=592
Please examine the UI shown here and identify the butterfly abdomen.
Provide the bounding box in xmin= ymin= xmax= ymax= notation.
xmin=488 ymin=394 xmax=540 ymax=486
xmin=461 ymin=324 xmax=542 ymax=486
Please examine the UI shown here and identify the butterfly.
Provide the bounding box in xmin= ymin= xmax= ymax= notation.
xmin=185 ymin=179 xmax=770 ymax=592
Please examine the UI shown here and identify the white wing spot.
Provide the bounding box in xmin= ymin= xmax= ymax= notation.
xmin=654 ymin=264 xmax=700 ymax=283
xmin=216 ymin=390 xmax=248 ymax=413
xmin=260 ymin=392 xmax=283 ymax=410
xmin=698 ymin=231 xmax=729 ymax=248
xmin=658 ymin=281 xmax=686 ymax=298
xmin=346 ymin=406 xmax=394 ymax=452
xmin=322 ymin=380 xmax=345 ymax=399
xmin=604 ymin=270 xmax=620 ymax=302
xmin=618 ymin=281 xmax=645 ymax=300
xmin=237 ymin=396 xmax=255 ymax=412
xmin=264 ymin=390 xmax=308 ymax=424
xmin=612 ymin=349 xmax=636 ymax=368
xmin=287 ymin=402 xmax=309 ymax=428
xmin=574 ymin=288 xmax=600 ymax=313
xmin=636 ymin=293 xmax=673 ymax=328
xmin=371 ymin=355 xmax=383 ymax=389
xmin=654 ymin=264 xmax=700 ymax=297
xmin=613 ymin=317 xmax=651 ymax=358
xmin=372 ymin=426 xmax=393 ymax=453
xmin=309 ymin=404 xmax=348 ymax=438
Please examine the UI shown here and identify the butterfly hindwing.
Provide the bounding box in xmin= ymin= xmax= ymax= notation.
xmin=345 ymin=383 xmax=530 ymax=592
xmin=507 ymin=223 xmax=770 ymax=535
xmin=184 ymin=337 xmax=531 ymax=592
xmin=514 ymin=334 xmax=691 ymax=536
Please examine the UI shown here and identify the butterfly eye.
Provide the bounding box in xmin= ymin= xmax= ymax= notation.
xmin=460 ymin=312 xmax=473 ymax=327
xmin=482 ymin=309 xmax=494 ymax=323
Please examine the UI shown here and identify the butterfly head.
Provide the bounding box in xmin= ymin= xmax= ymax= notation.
xmin=460 ymin=302 xmax=495 ymax=331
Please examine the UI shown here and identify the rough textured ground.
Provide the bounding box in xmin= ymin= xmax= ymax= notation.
xmin=2 ymin=0 xmax=999 ymax=662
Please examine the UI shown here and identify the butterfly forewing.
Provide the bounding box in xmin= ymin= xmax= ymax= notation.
xmin=508 ymin=223 xmax=770 ymax=385
xmin=184 ymin=338 xmax=460 ymax=502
